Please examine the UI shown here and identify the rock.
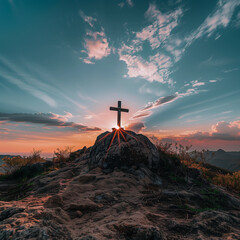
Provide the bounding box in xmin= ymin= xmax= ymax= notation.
xmin=44 ymin=195 xmax=63 ymax=208
xmin=114 ymin=223 xmax=165 ymax=240
xmin=77 ymin=236 xmax=97 ymax=240
xmin=67 ymin=199 xmax=100 ymax=213
xmin=77 ymin=174 xmax=96 ymax=184
xmin=69 ymin=146 xmax=88 ymax=161
xmin=89 ymin=130 xmax=161 ymax=171
xmin=0 ymin=207 xmax=24 ymax=221
xmin=37 ymin=181 xmax=61 ymax=194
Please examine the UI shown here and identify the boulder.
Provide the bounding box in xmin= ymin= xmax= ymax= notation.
xmin=89 ymin=130 xmax=161 ymax=171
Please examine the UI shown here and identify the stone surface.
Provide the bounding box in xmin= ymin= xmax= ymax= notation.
xmin=89 ymin=130 xmax=160 ymax=171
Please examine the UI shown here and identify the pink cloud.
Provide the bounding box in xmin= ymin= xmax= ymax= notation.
xmin=119 ymin=46 xmax=172 ymax=83
xmin=85 ymin=37 xmax=111 ymax=60
xmin=125 ymin=122 xmax=145 ymax=133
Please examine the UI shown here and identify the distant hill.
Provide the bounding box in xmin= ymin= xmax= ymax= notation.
xmin=0 ymin=155 xmax=17 ymax=163
xmin=197 ymin=150 xmax=240 ymax=172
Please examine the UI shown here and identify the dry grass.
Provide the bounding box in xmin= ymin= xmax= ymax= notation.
xmin=157 ymin=142 xmax=240 ymax=194
xmin=0 ymin=149 xmax=45 ymax=175
xmin=53 ymin=146 xmax=74 ymax=166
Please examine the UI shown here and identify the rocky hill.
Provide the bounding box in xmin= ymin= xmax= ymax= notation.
xmin=0 ymin=130 xmax=240 ymax=239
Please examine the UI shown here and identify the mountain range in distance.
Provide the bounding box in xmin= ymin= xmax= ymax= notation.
xmin=203 ymin=149 xmax=240 ymax=172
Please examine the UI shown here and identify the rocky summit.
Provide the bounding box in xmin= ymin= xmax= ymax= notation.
xmin=89 ymin=130 xmax=160 ymax=171
xmin=1 ymin=131 xmax=240 ymax=239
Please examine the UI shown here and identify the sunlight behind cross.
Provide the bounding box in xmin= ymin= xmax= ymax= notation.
xmin=110 ymin=100 xmax=129 ymax=130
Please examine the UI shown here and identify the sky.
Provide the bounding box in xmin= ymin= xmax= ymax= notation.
xmin=0 ymin=0 xmax=240 ymax=156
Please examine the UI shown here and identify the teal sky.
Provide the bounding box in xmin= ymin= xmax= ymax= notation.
xmin=0 ymin=0 xmax=240 ymax=154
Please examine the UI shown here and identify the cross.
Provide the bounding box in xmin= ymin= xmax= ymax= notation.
xmin=110 ymin=101 xmax=129 ymax=128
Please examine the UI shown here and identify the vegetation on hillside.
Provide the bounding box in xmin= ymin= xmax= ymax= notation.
xmin=157 ymin=142 xmax=240 ymax=195
xmin=0 ymin=146 xmax=73 ymax=181
xmin=1 ymin=143 xmax=240 ymax=195
xmin=0 ymin=149 xmax=45 ymax=175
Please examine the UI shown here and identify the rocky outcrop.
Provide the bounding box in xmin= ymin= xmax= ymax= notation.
xmin=89 ymin=130 xmax=160 ymax=171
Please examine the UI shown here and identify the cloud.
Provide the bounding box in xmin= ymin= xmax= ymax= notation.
xmin=191 ymin=80 xmax=205 ymax=87
xmin=119 ymin=48 xmax=171 ymax=83
xmin=199 ymin=56 xmax=232 ymax=67
xmin=125 ymin=122 xmax=145 ymax=133
xmin=132 ymin=85 xmax=207 ymax=120
xmin=222 ymin=68 xmax=239 ymax=73
xmin=136 ymin=4 xmax=183 ymax=49
xmin=186 ymin=0 xmax=240 ymax=45
xmin=132 ymin=111 xmax=152 ymax=120
xmin=0 ymin=57 xmax=57 ymax=107
xmin=118 ymin=0 xmax=134 ymax=8
xmin=83 ymin=59 xmax=94 ymax=64
xmin=1 ymin=73 xmax=57 ymax=107
xmin=118 ymin=3 xmax=183 ymax=84
xmin=79 ymin=11 xmax=111 ymax=63
xmin=210 ymin=120 xmax=240 ymax=140
xmin=0 ymin=56 xmax=87 ymax=110
xmin=84 ymin=32 xmax=111 ymax=60
xmin=0 ymin=128 xmax=9 ymax=134
xmin=126 ymin=0 xmax=134 ymax=7
xmin=143 ymin=94 xmax=178 ymax=111
xmin=79 ymin=10 xmax=97 ymax=27
xmin=0 ymin=112 xmax=101 ymax=132
xmin=119 ymin=1 xmax=239 ymax=85
xmin=164 ymin=120 xmax=240 ymax=142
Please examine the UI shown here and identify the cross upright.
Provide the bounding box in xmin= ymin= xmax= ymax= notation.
xmin=110 ymin=101 xmax=129 ymax=128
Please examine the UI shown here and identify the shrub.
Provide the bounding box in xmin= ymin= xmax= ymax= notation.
xmin=53 ymin=146 xmax=74 ymax=166
xmin=0 ymin=149 xmax=45 ymax=175
xmin=212 ymin=171 xmax=240 ymax=193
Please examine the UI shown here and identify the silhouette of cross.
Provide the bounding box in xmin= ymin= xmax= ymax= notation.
xmin=110 ymin=101 xmax=129 ymax=128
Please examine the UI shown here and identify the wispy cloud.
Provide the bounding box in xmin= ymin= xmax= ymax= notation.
xmin=132 ymin=111 xmax=152 ymax=120
xmin=79 ymin=10 xmax=97 ymax=27
xmin=142 ymin=94 xmax=178 ymax=111
xmin=136 ymin=4 xmax=183 ymax=49
xmin=199 ymin=56 xmax=232 ymax=67
xmin=78 ymin=91 xmax=99 ymax=104
xmin=0 ymin=112 xmax=101 ymax=132
xmin=186 ymin=0 xmax=240 ymax=45
xmin=132 ymin=86 xmax=207 ymax=120
xmin=222 ymin=68 xmax=239 ymax=73
xmin=0 ymin=56 xmax=87 ymax=110
xmin=191 ymin=80 xmax=205 ymax=87
xmin=118 ymin=0 xmax=134 ymax=8
xmin=0 ymin=71 xmax=57 ymax=107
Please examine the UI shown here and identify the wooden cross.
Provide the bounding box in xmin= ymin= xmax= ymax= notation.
xmin=110 ymin=101 xmax=129 ymax=128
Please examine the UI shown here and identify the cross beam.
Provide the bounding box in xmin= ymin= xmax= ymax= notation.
xmin=110 ymin=101 xmax=129 ymax=128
